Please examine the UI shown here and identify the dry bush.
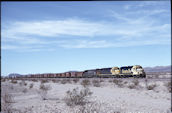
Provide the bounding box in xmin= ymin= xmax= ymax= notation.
xmin=128 ymin=84 xmax=136 ymax=89
xmin=61 ymin=79 xmax=67 ymax=84
xmin=124 ymin=81 xmax=128 ymax=84
xmin=22 ymin=88 xmax=28 ymax=93
xmin=9 ymin=85 xmax=14 ymax=90
xmin=3 ymin=92 xmax=14 ymax=103
xmin=66 ymin=79 xmax=71 ymax=83
xmin=20 ymin=80 xmax=27 ymax=86
xmin=108 ymin=79 xmax=112 ymax=83
xmin=164 ymin=82 xmax=171 ymax=93
xmin=52 ymin=79 xmax=61 ymax=83
xmin=100 ymin=79 xmax=104 ymax=83
xmin=1 ymin=78 xmax=6 ymax=82
xmin=75 ymin=102 xmax=121 ymax=113
xmin=41 ymin=79 xmax=49 ymax=84
xmin=52 ymin=79 xmax=58 ymax=83
xmin=9 ymin=107 xmax=34 ymax=113
xmin=147 ymin=76 xmax=153 ymax=79
xmin=64 ymin=87 xmax=93 ymax=107
xmin=127 ymin=79 xmax=139 ymax=89
xmin=113 ymin=79 xmax=119 ymax=84
xmin=73 ymin=78 xmax=79 ymax=83
xmin=147 ymin=84 xmax=157 ymax=90
xmin=38 ymin=83 xmax=51 ymax=100
xmin=92 ymin=80 xmax=101 ymax=87
xmin=40 ymin=83 xmax=51 ymax=91
xmin=29 ymin=83 xmax=34 ymax=89
xmin=19 ymin=82 xmax=22 ymax=86
xmin=1 ymin=92 xmax=14 ymax=113
xmin=132 ymin=79 xmax=139 ymax=86
xmin=31 ymin=79 xmax=38 ymax=82
xmin=113 ymin=79 xmax=123 ymax=88
xmin=81 ymin=79 xmax=91 ymax=87
xmin=76 ymin=102 xmax=101 ymax=113
xmin=24 ymin=82 xmax=27 ymax=86
xmin=52 ymin=79 xmax=55 ymax=83
xmin=11 ymin=80 xmax=18 ymax=84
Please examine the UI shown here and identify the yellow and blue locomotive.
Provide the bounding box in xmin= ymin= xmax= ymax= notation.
xmin=83 ymin=65 xmax=146 ymax=78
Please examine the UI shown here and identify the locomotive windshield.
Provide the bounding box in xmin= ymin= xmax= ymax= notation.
xmin=120 ymin=66 xmax=133 ymax=70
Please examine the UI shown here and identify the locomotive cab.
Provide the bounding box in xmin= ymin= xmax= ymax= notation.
xmin=131 ymin=65 xmax=146 ymax=77
xmin=111 ymin=67 xmax=120 ymax=75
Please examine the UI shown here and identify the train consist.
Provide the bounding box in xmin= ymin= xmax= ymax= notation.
xmin=11 ymin=65 xmax=146 ymax=78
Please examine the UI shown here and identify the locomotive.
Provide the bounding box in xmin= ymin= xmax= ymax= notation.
xmin=83 ymin=65 xmax=146 ymax=78
xmin=10 ymin=65 xmax=146 ymax=78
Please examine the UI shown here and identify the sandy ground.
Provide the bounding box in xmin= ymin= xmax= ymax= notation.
xmin=1 ymin=77 xmax=171 ymax=113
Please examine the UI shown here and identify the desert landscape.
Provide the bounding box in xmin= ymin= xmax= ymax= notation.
xmin=1 ymin=72 xmax=171 ymax=113
xmin=1 ymin=1 xmax=171 ymax=113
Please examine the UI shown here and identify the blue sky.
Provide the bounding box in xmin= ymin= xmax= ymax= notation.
xmin=1 ymin=1 xmax=171 ymax=76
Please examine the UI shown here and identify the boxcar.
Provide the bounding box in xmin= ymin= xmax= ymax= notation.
xmin=75 ymin=72 xmax=83 ymax=77
xmin=65 ymin=72 xmax=71 ymax=77
xmin=70 ymin=72 xmax=76 ymax=77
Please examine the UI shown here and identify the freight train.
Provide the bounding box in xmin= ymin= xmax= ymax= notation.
xmin=10 ymin=65 xmax=146 ymax=78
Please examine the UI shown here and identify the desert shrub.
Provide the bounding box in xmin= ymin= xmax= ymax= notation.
xmin=75 ymin=102 xmax=122 ymax=113
xmin=12 ymin=107 xmax=34 ymax=113
xmin=9 ymin=85 xmax=14 ymax=90
xmin=147 ymin=84 xmax=157 ymax=90
xmin=31 ymin=79 xmax=38 ymax=82
xmin=29 ymin=83 xmax=34 ymax=89
xmin=11 ymin=80 xmax=18 ymax=84
xmin=19 ymin=82 xmax=22 ymax=86
xmin=100 ymin=79 xmax=104 ymax=83
xmin=38 ymin=83 xmax=51 ymax=100
xmin=1 ymin=78 xmax=6 ymax=82
xmin=73 ymin=100 xmax=122 ymax=113
xmin=52 ymin=79 xmax=58 ymax=83
xmin=40 ymin=83 xmax=51 ymax=91
xmin=1 ymin=92 xmax=14 ymax=113
xmin=128 ymin=84 xmax=136 ymax=89
xmin=61 ymin=79 xmax=67 ymax=84
xmin=41 ymin=79 xmax=49 ymax=84
xmin=19 ymin=80 xmax=27 ymax=86
xmin=113 ymin=79 xmax=119 ymax=84
xmin=24 ymin=82 xmax=27 ymax=86
xmin=22 ymin=88 xmax=28 ymax=93
xmin=127 ymin=79 xmax=139 ymax=89
xmin=64 ymin=87 xmax=93 ymax=107
xmin=3 ymin=93 xmax=14 ymax=103
xmin=76 ymin=102 xmax=101 ymax=113
xmin=92 ymin=80 xmax=101 ymax=87
xmin=73 ymin=78 xmax=79 ymax=83
xmin=145 ymin=79 xmax=148 ymax=88
xmin=113 ymin=79 xmax=123 ymax=87
xmin=124 ymin=81 xmax=128 ymax=84
xmin=81 ymin=79 xmax=91 ymax=87
xmin=164 ymin=82 xmax=171 ymax=93
xmin=147 ymin=76 xmax=153 ymax=79
xmin=52 ymin=79 xmax=61 ymax=83
xmin=66 ymin=79 xmax=71 ymax=83
xmin=132 ymin=79 xmax=139 ymax=86
xmin=6 ymin=78 xmax=10 ymax=81
xmin=108 ymin=79 xmax=112 ymax=83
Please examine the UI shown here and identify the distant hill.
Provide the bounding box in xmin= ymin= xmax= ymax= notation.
xmin=8 ymin=73 xmax=22 ymax=77
xmin=67 ymin=71 xmax=78 ymax=72
xmin=144 ymin=65 xmax=171 ymax=73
